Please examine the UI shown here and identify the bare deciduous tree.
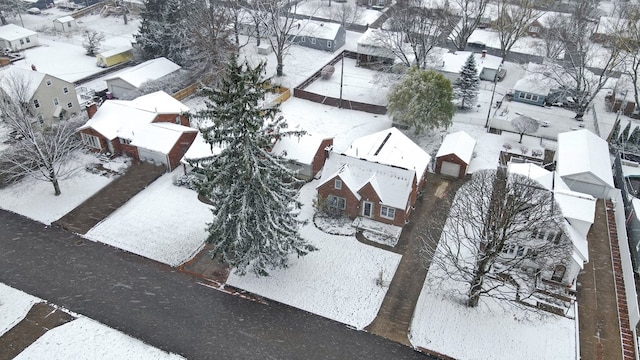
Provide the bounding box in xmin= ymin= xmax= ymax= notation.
xmin=320 ymin=0 xmax=363 ymax=27
xmin=449 ymin=0 xmax=490 ymax=51
xmin=422 ymin=169 xmax=570 ymax=308
xmin=494 ymin=0 xmax=545 ymax=58
xmin=512 ymin=115 xmax=539 ymax=143
xmin=615 ymin=5 xmax=640 ymax=112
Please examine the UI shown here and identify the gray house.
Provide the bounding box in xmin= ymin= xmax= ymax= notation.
xmin=104 ymin=57 xmax=181 ymax=99
xmin=512 ymin=63 xmax=556 ymax=107
xmin=290 ymin=21 xmax=346 ymax=53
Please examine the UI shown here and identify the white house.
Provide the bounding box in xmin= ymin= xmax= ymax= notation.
xmin=0 ymin=24 xmax=39 ymax=52
xmin=556 ymin=129 xmax=615 ymax=199
xmin=105 ymin=57 xmax=181 ymax=99
xmin=53 ymin=16 xmax=77 ymax=32
xmin=438 ymin=51 xmax=503 ymax=82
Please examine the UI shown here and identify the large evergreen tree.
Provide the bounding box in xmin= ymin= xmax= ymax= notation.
xmin=454 ymin=54 xmax=480 ymax=110
xmin=192 ymin=56 xmax=316 ymax=277
xmin=135 ymin=0 xmax=189 ymax=65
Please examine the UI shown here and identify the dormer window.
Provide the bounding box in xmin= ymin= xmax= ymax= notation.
xmin=334 ymin=179 xmax=342 ymax=190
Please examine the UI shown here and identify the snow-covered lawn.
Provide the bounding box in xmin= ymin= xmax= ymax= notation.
xmin=294 ymin=0 xmax=385 ymax=26
xmin=227 ymin=179 xmax=401 ymax=330
xmin=0 ymin=151 xmax=127 ymax=225
xmin=85 ymin=170 xmax=211 ymax=267
xmin=0 ymin=283 xmax=39 ymax=337
xmin=0 ymin=283 xmax=184 ymax=360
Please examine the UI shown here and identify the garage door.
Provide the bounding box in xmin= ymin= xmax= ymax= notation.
xmin=440 ymin=161 xmax=461 ymax=178
xmin=138 ymin=148 xmax=168 ymax=169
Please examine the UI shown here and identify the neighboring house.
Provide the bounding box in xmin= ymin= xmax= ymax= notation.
xmin=512 ymin=63 xmax=556 ymax=106
xmin=435 ymin=131 xmax=476 ymax=178
xmin=357 ymin=0 xmax=389 ymax=10
xmin=104 ymin=57 xmax=181 ymax=99
xmin=508 ymin=162 xmax=595 ymax=289
xmin=316 ymin=127 xmax=431 ymax=227
xmin=0 ymin=66 xmax=80 ymax=123
xmin=555 ymin=129 xmax=615 ymax=199
xmin=592 ymin=16 xmax=631 ymax=44
xmin=21 ymin=0 xmax=54 ymax=9
xmin=271 ymin=133 xmax=334 ymax=180
xmin=438 ymin=51 xmax=503 ymax=82
xmin=77 ymin=91 xmax=195 ymax=171
xmin=356 ymin=28 xmax=398 ymax=68
xmin=290 ymin=21 xmax=346 ymax=53
xmin=53 ymin=16 xmax=77 ymax=32
xmin=526 ymin=11 xmax=571 ymax=37
xmin=0 ymin=24 xmax=39 ymax=52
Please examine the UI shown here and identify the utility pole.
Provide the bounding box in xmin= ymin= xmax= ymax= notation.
xmin=484 ymin=76 xmax=498 ymax=130
xmin=339 ymin=51 xmax=344 ymax=108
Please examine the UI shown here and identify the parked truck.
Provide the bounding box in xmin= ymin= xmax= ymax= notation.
xmin=96 ymin=46 xmax=133 ymax=68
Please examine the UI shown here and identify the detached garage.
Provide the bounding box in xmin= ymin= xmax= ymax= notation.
xmin=556 ymin=129 xmax=614 ymax=199
xmin=435 ymin=131 xmax=476 ymax=178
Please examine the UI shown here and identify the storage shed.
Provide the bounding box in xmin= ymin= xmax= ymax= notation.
xmin=271 ymin=133 xmax=334 ymax=180
xmin=53 ymin=16 xmax=77 ymax=32
xmin=435 ymin=131 xmax=476 ymax=178
xmin=96 ymin=46 xmax=133 ymax=67
xmin=555 ymin=129 xmax=615 ymax=199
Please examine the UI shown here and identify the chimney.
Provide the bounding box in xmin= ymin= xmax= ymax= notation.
xmin=86 ymin=102 xmax=98 ymax=119
xmin=481 ymin=50 xmax=487 ymax=58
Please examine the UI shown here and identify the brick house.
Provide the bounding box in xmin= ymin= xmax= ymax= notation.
xmin=77 ymin=91 xmax=196 ymax=171
xmin=316 ymin=127 xmax=431 ymax=227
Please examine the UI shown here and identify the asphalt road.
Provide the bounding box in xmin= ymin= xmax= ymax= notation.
xmin=0 ymin=210 xmax=431 ymax=360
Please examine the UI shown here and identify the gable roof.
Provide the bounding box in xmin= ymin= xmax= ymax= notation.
xmin=271 ymin=133 xmax=332 ymax=165
xmin=293 ymin=20 xmax=343 ymax=40
xmin=440 ymin=51 xmax=503 ymax=75
xmin=556 ymin=129 xmax=614 ymax=188
xmin=0 ymin=66 xmax=46 ymax=101
xmin=105 ymin=57 xmax=181 ymax=88
xmin=317 ymin=152 xmax=416 ymax=209
xmin=436 ymin=131 xmax=476 ymax=164
xmin=54 ymin=16 xmax=75 ymax=23
xmin=130 ymin=122 xmax=196 ymax=154
xmin=0 ymin=24 xmax=37 ymax=41
xmin=343 ymin=127 xmax=431 ymax=182
xmin=77 ymin=91 xmax=189 ymax=141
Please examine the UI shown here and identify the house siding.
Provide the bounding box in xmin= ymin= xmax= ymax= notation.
xmin=316 ymin=175 xmax=360 ymax=217
xmin=32 ymin=76 xmax=80 ymax=124
xmin=512 ymin=89 xmax=546 ymax=106
xmin=358 ymin=182 xmax=406 ymax=227
xmin=167 ymin=132 xmax=197 ymax=170
xmin=312 ymin=138 xmax=333 ymax=175
xmin=154 ymin=113 xmax=190 ymax=127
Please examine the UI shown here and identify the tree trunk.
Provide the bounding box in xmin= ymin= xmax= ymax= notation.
xmin=519 ymin=133 xmax=524 ymax=143
xmin=468 ymin=272 xmax=483 ymax=307
xmin=52 ymin=178 xmax=61 ymax=196
xmin=123 ymin=13 xmax=128 ymax=25
xmin=276 ymin=61 xmax=284 ymax=77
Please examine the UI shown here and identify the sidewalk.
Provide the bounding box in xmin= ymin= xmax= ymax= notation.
xmin=365 ymin=173 xmax=466 ymax=345
xmin=54 ymin=161 xmax=165 ymax=234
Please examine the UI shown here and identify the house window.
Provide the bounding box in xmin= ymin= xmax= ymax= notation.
xmin=551 ymin=264 xmax=566 ymax=282
xmin=46 ymin=80 xmax=52 ymax=87
xmin=334 ymin=179 xmax=342 ymax=190
xmin=26 ymin=37 xmax=30 ymax=43
xmin=531 ymin=95 xmax=538 ymax=102
xmin=327 ymin=40 xmax=332 ymax=48
xmin=53 ymin=98 xmax=59 ymax=106
xmin=175 ymin=116 xmax=181 ymax=124
xmin=516 ymin=246 xmax=526 ymax=257
xmin=81 ymin=133 xmax=101 ymax=149
xmin=502 ymin=244 xmax=516 ymax=255
xmin=63 ymin=87 xmax=69 ymax=94
xmin=529 ymin=25 xmax=539 ymax=33
xmin=380 ymin=206 xmax=395 ymax=220
xmin=20 ymin=39 xmax=24 ymax=45
xmin=33 ymin=99 xmax=40 ymax=108
xmin=363 ymin=201 xmax=373 ymax=217
xmin=301 ymin=36 xmax=306 ymax=43
xmin=328 ymin=195 xmax=346 ymax=210
xmin=67 ymin=102 xmax=73 ymax=109
xmin=120 ymin=138 xmax=132 ymax=145
xmin=518 ymin=92 xmax=525 ymax=99
xmin=311 ymin=38 xmax=316 ymax=44
xmin=37 ymin=114 xmax=44 ymax=123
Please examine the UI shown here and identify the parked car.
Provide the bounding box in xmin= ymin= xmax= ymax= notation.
xmin=496 ymin=68 xmax=507 ymax=81
xmin=26 ymin=7 xmax=41 ymax=14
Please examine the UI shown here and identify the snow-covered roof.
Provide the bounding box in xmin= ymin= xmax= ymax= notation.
xmin=130 ymin=122 xmax=196 ymax=154
xmin=513 ymin=63 xmax=556 ymax=95
xmin=563 ymin=218 xmax=589 ymax=265
xmin=0 ymin=66 xmax=46 ymax=101
xmin=440 ymin=51 xmax=502 ymax=76
xmin=271 ymin=133 xmax=332 ymax=165
xmin=0 ymin=24 xmax=37 ymax=41
xmin=105 ymin=57 xmax=181 ymax=88
xmin=54 ymin=16 xmax=75 ymax=23
xmin=181 ymin=131 xmax=224 ymax=163
xmin=99 ymin=46 xmax=133 ymax=58
xmin=535 ymin=11 xmax=572 ymax=28
xmin=77 ymin=91 xmax=188 ymax=141
xmin=435 ymin=131 xmax=476 ymax=164
xmin=556 ymin=129 xmax=614 ymax=188
xmin=594 ymin=16 xmax=626 ymax=35
xmin=343 ymin=127 xmax=431 ymax=182
xmin=317 ymin=152 xmax=416 ymax=210
xmin=293 ymin=20 xmax=342 ymax=40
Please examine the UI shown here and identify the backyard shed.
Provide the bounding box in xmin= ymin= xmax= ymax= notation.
xmin=271 ymin=133 xmax=334 ymax=180
xmin=96 ymin=46 xmax=133 ymax=67
xmin=555 ymin=129 xmax=615 ymax=199
xmin=53 ymin=16 xmax=77 ymax=32
xmin=0 ymin=24 xmax=39 ymax=52
xmin=435 ymin=131 xmax=476 ymax=178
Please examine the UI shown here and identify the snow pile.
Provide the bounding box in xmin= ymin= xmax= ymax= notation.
xmin=227 ymin=179 xmax=401 ymax=329
xmin=0 ymin=283 xmax=39 ymax=337
xmin=85 ymin=170 xmax=211 ymax=267
xmin=0 ymin=151 xmax=120 ymax=225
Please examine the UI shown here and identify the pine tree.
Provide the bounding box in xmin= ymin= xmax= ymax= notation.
xmin=454 ymin=54 xmax=480 ymax=110
xmin=192 ymin=56 xmax=316 ymax=277
xmin=135 ymin=0 xmax=189 ymax=65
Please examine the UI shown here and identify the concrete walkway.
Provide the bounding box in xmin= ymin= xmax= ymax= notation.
xmin=54 ymin=161 xmax=165 ymax=234
xmin=365 ymin=173 xmax=466 ymax=346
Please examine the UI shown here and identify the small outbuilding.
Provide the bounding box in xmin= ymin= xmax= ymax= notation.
xmin=435 ymin=131 xmax=476 ymax=178
xmin=290 ymin=21 xmax=346 ymax=53
xmin=0 ymin=24 xmax=39 ymax=52
xmin=271 ymin=133 xmax=334 ymax=180
xmin=53 ymin=16 xmax=77 ymax=32
xmin=555 ymin=129 xmax=615 ymax=199
xmin=439 ymin=51 xmax=503 ymax=82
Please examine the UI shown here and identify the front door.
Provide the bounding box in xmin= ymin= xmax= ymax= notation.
xmin=363 ymin=201 xmax=373 ymax=217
